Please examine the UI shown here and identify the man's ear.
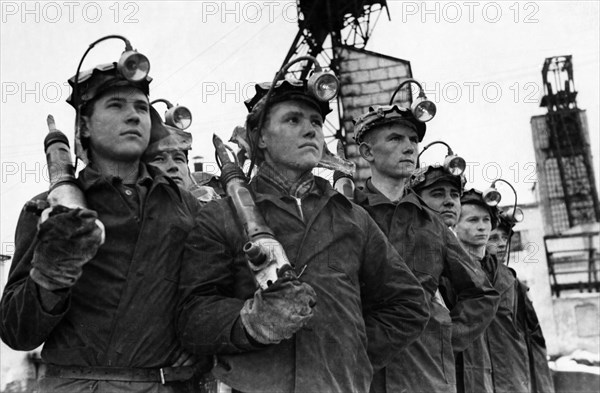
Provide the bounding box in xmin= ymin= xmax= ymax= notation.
xmin=79 ymin=116 xmax=91 ymax=138
xmin=257 ymin=129 xmax=267 ymax=149
xmin=359 ymin=142 xmax=374 ymax=162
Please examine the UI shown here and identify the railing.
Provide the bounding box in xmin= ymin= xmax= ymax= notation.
xmin=545 ymin=231 xmax=600 ymax=297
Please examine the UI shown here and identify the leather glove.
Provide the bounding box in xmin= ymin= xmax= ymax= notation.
xmin=30 ymin=207 xmax=104 ymax=291
xmin=189 ymin=184 xmax=221 ymax=205
xmin=240 ymin=279 xmax=317 ymax=345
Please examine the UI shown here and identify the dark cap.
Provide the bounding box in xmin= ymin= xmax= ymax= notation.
xmin=143 ymin=107 xmax=192 ymax=159
xmin=245 ymin=79 xmax=332 ymax=122
xmin=461 ymin=188 xmax=499 ymax=229
xmin=410 ymin=165 xmax=465 ymax=193
xmin=67 ymin=63 xmax=152 ymax=109
xmin=353 ymin=105 xmax=426 ymax=144
xmin=496 ymin=209 xmax=517 ymax=235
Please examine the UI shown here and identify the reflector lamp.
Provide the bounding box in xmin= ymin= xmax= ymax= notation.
xmin=390 ymin=78 xmax=437 ymax=122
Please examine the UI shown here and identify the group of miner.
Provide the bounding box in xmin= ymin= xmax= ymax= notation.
xmin=0 ymin=36 xmax=555 ymax=393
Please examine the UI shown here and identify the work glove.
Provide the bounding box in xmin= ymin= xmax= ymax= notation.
xmin=30 ymin=207 xmax=104 ymax=291
xmin=189 ymin=184 xmax=221 ymax=205
xmin=240 ymin=279 xmax=317 ymax=345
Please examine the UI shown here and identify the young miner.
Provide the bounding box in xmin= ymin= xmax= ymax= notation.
xmin=143 ymin=105 xmax=221 ymax=204
xmin=410 ymin=165 xmax=464 ymax=228
xmin=453 ymin=190 xmax=530 ymax=393
xmin=486 ymin=210 xmax=555 ymax=393
xmin=352 ymin=105 xmax=498 ymax=393
xmin=0 ymin=57 xmax=206 ymax=391
xmin=176 ymin=80 xmax=429 ymax=393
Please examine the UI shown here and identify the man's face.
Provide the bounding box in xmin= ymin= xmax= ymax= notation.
xmin=487 ymin=227 xmax=510 ymax=264
xmin=147 ymin=150 xmax=192 ymax=189
xmin=259 ymin=100 xmax=324 ymax=178
xmin=362 ymin=123 xmax=418 ymax=180
xmin=82 ymin=86 xmax=151 ymax=163
xmin=455 ymin=204 xmax=493 ymax=248
xmin=418 ymin=181 xmax=461 ymax=226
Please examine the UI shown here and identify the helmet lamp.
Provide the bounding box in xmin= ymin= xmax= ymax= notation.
xmin=118 ymin=50 xmax=150 ymax=82
xmin=307 ymin=71 xmax=339 ymax=101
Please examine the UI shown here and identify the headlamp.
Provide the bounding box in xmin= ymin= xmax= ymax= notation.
xmin=118 ymin=49 xmax=150 ymax=82
xmin=151 ymin=99 xmax=192 ymax=130
xmin=418 ymin=141 xmax=466 ymax=176
xmin=307 ymin=70 xmax=339 ymax=102
xmin=482 ymin=187 xmax=502 ymax=206
xmin=443 ymin=154 xmax=467 ymax=176
xmin=390 ymin=78 xmax=437 ymax=122
xmin=412 ymin=94 xmax=437 ymax=122
xmin=506 ymin=207 xmax=524 ymax=223
xmin=265 ymin=56 xmax=339 ymax=106
xmin=74 ymin=36 xmax=150 ymax=96
xmin=485 ymin=178 xmax=521 ymax=219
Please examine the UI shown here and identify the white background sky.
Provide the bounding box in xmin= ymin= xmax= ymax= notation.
xmin=0 ymin=1 xmax=599 ymax=387
xmin=1 ymin=0 xmax=599 ymax=259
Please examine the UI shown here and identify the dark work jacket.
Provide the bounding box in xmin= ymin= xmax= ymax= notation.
xmin=486 ymin=262 xmax=531 ymax=393
xmin=450 ymin=253 xmax=530 ymax=393
xmin=177 ymin=175 xmax=429 ymax=393
xmin=0 ymin=164 xmax=204 ymax=392
xmin=518 ymin=281 xmax=555 ymax=393
xmin=355 ymin=184 xmax=499 ymax=393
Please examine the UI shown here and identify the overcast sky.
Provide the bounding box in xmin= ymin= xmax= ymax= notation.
xmin=1 ymin=0 xmax=599 ymax=258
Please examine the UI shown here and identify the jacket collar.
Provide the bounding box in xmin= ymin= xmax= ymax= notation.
xmin=356 ymin=178 xmax=425 ymax=211
xmin=255 ymin=162 xmax=315 ymax=199
xmin=78 ymin=162 xmax=182 ymax=200
xmin=252 ymin=172 xmax=352 ymax=210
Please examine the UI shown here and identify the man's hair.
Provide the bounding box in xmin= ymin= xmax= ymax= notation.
xmin=244 ymin=96 xmax=270 ymax=165
xmin=79 ymin=100 xmax=95 ymax=155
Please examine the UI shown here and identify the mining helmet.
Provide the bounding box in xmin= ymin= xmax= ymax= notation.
xmin=410 ymin=165 xmax=466 ymax=194
xmin=496 ymin=210 xmax=517 ymax=236
xmin=460 ymin=188 xmax=499 ymax=229
xmin=67 ymin=63 xmax=152 ymax=110
xmin=143 ymin=106 xmax=192 ymax=160
xmin=353 ymin=105 xmax=427 ymax=144
xmin=245 ymin=79 xmax=332 ymax=126
xmin=496 ymin=207 xmax=524 ymax=235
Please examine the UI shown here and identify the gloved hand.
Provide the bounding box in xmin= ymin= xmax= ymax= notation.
xmin=240 ymin=279 xmax=317 ymax=345
xmin=30 ymin=207 xmax=104 ymax=291
xmin=189 ymin=184 xmax=221 ymax=205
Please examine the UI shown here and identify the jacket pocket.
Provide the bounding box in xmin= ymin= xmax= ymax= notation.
xmin=430 ymin=301 xmax=456 ymax=385
xmin=324 ymin=220 xmax=362 ymax=285
xmin=440 ymin=315 xmax=456 ymax=384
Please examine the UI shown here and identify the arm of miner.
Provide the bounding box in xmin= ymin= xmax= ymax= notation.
xmin=0 ymin=202 xmax=70 ymax=350
xmin=442 ymin=226 xmax=500 ymax=352
xmin=518 ymin=281 xmax=547 ymax=348
xmin=177 ymin=199 xmax=268 ymax=355
xmin=360 ymin=214 xmax=430 ymax=372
